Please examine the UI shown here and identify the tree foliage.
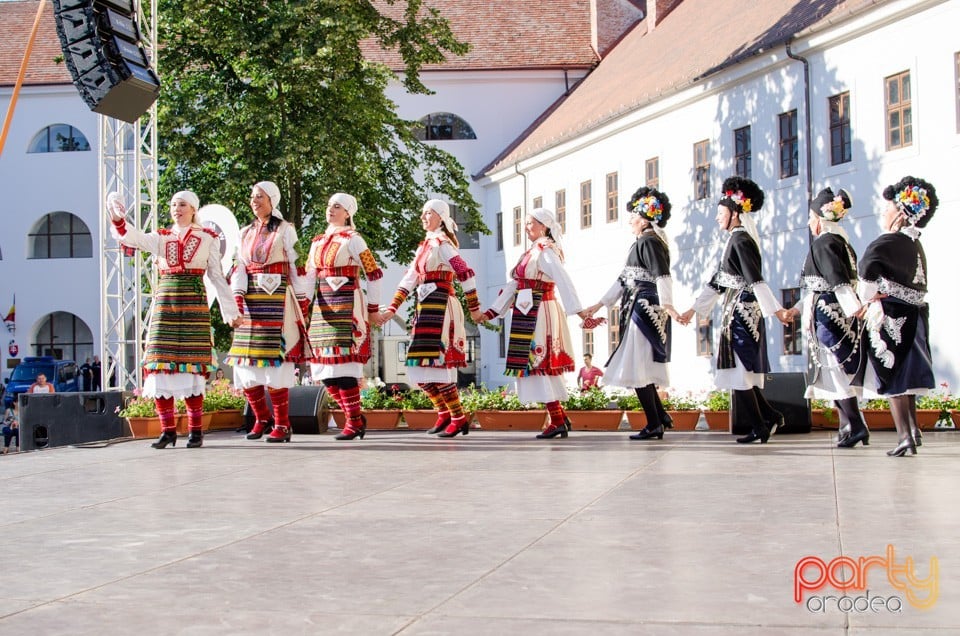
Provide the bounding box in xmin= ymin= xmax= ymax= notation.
xmin=157 ymin=0 xmax=486 ymax=262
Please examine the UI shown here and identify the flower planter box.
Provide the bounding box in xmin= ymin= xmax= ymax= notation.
xmin=703 ymin=410 xmax=730 ymax=432
xmin=811 ymin=409 xmax=840 ymax=429
xmin=862 ymin=409 xmax=895 ymax=431
xmin=915 ymin=409 xmax=945 ymax=430
xmin=401 ymin=410 xmax=440 ymax=430
xmin=565 ymin=410 xmax=624 ymax=431
xmin=474 ymin=410 xmax=547 ymax=431
xmin=331 ymin=409 xmax=402 ymax=430
xmin=209 ymin=409 xmax=244 ymax=431
xmin=126 ymin=415 xmax=212 ymax=438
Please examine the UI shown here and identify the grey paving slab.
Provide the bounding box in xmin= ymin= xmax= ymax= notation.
xmin=0 ymin=429 xmax=957 ymax=634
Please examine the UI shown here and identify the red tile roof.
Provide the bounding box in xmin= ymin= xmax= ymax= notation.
xmin=0 ymin=1 xmax=73 ymax=87
xmin=363 ymin=0 xmax=600 ymax=70
xmin=481 ymin=0 xmax=883 ymax=176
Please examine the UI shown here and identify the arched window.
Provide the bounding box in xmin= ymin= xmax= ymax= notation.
xmin=28 ymin=212 xmax=93 ymax=259
xmin=27 ymin=124 xmax=91 ymax=153
xmin=32 ymin=311 xmax=94 ymax=362
xmin=414 ymin=112 xmax=476 ymax=141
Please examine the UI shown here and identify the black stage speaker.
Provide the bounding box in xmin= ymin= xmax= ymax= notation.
xmin=19 ymin=391 xmax=129 ymax=451
xmin=52 ymin=0 xmax=159 ymax=123
xmin=242 ymin=386 xmax=330 ymax=435
xmin=730 ymin=372 xmax=812 ymax=435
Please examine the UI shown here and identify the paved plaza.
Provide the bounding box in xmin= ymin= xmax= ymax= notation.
xmin=1 ymin=427 xmax=958 ymax=635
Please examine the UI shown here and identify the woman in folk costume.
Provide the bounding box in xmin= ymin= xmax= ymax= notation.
xmin=378 ymin=199 xmax=478 ymax=438
xmin=303 ymin=193 xmax=383 ymax=441
xmin=108 ymin=191 xmax=241 ymax=449
xmin=851 ymin=176 xmax=939 ymax=457
xmin=477 ymin=208 xmax=590 ymax=439
xmin=583 ymin=186 xmax=681 ymax=441
xmin=783 ymin=187 xmax=869 ymax=448
xmin=680 ymin=177 xmax=789 ymax=444
xmin=226 ymin=181 xmax=311 ymax=443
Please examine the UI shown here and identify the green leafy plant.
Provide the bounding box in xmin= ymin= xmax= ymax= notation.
xmin=703 ymin=390 xmax=731 ymax=412
xmin=809 ymin=398 xmax=838 ymax=424
xmin=118 ymin=393 xmax=157 ymax=418
xmin=661 ymin=392 xmax=700 ymax=411
xmin=399 ymin=389 xmax=435 ymax=411
xmin=616 ymin=393 xmax=641 ymax=411
xmin=562 ymin=386 xmax=614 ymax=411
xmin=460 ymin=385 xmax=534 ymax=411
xmin=917 ymin=383 xmax=955 ymax=418
xmin=863 ymin=398 xmax=890 ymax=410
xmin=202 ymin=384 xmax=247 ymax=412
xmin=360 ymin=388 xmax=405 ymax=410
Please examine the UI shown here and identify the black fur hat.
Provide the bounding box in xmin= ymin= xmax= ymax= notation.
xmin=882 ymin=176 xmax=938 ymax=228
xmin=719 ymin=176 xmax=764 ymax=214
xmin=626 ymin=186 xmax=672 ymax=227
xmin=810 ymin=187 xmax=852 ymax=221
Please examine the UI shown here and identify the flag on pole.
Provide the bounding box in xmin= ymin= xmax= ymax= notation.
xmin=3 ymin=295 xmax=14 ymax=334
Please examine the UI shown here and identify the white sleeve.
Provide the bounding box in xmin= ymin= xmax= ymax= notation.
xmin=692 ymin=286 xmax=720 ymax=316
xmin=857 ymin=278 xmax=879 ymax=305
xmin=835 ymin=284 xmax=862 ymax=317
xmin=205 ymin=245 xmax=240 ymax=324
xmin=656 ymin=276 xmax=674 ymax=307
xmin=282 ymin=224 xmax=308 ymax=298
xmin=348 ymin=233 xmax=382 ymax=306
xmin=438 ymin=241 xmax=477 ymax=293
xmin=539 ymin=248 xmax=583 ymax=315
xmin=597 ymin=279 xmax=622 ymax=308
xmin=299 ymin=240 xmax=319 ymax=302
xmin=231 ymin=228 xmax=249 ymax=295
xmin=752 ymin=281 xmax=782 ymax=317
xmin=487 ymin=280 xmax=518 ymax=317
xmin=112 ymin=224 xmax=162 ymax=255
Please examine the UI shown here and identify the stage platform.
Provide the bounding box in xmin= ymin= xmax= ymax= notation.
xmin=0 ymin=429 xmax=958 ymax=634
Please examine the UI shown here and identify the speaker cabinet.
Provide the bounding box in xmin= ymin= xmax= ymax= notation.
xmin=242 ymin=386 xmax=330 ymax=435
xmin=729 ymin=372 xmax=811 ymax=435
xmin=52 ymin=0 xmax=159 ymax=123
xmin=19 ymin=391 xmax=129 ymax=451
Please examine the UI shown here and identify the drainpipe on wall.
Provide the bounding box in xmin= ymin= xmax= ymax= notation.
xmin=786 ymin=40 xmax=813 ymax=205
xmin=514 ymin=162 xmax=529 ymax=249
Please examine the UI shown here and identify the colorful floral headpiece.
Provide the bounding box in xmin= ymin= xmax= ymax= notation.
xmin=819 ymin=195 xmax=850 ymax=222
xmin=630 ymin=195 xmax=663 ymax=222
xmin=895 ymin=185 xmax=930 ymax=223
xmin=724 ymin=190 xmax=752 ymax=213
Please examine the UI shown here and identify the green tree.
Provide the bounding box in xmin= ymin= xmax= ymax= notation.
xmin=157 ymin=0 xmax=486 ymax=262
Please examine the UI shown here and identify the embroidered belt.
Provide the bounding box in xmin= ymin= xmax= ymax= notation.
xmin=159 ymin=268 xmax=205 ymax=276
xmin=423 ymin=271 xmax=455 ymax=283
xmin=516 ymin=278 xmax=556 ymax=301
xmin=246 ymin=262 xmax=288 ymax=275
xmin=318 ymin=266 xmax=358 ymax=279
xmin=713 ymin=270 xmax=747 ymax=290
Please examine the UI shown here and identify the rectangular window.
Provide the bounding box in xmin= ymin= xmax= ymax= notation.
xmin=583 ymin=329 xmax=594 ymax=357
xmin=496 ymin=212 xmax=503 ymax=251
xmin=498 ymin=318 xmax=506 ymax=358
xmin=645 ymin=157 xmax=659 ymax=188
xmin=694 ymin=140 xmax=710 ymax=200
xmin=696 ymin=317 xmax=713 ymax=357
xmin=532 ymin=196 xmax=542 ymax=209
xmin=580 ymin=180 xmax=592 ymax=228
xmin=608 ymin=306 xmax=620 ymax=353
xmin=606 ymin=172 xmax=618 ymax=222
xmin=513 ymin=206 xmax=522 ymax=246
xmin=734 ymin=125 xmax=751 ymax=178
xmin=782 ymin=288 xmax=802 ymax=355
xmin=779 ymin=109 xmax=799 ymax=178
xmin=555 ymin=189 xmax=567 ymax=233
xmin=829 ymin=92 xmax=852 ymax=165
xmin=885 ymin=70 xmax=912 ymax=150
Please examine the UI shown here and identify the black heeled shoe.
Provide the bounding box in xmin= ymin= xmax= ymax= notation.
xmin=660 ymin=414 xmax=674 ymax=430
xmin=246 ymin=419 xmax=273 ymax=440
xmin=185 ymin=430 xmax=203 ymax=448
xmin=437 ymin=419 xmax=470 ymax=438
xmin=836 ymin=424 xmax=852 ymax=444
xmin=536 ymin=418 xmax=569 ymax=439
xmin=767 ymin=413 xmax=784 ymax=437
xmin=426 ymin=415 xmax=451 ymax=435
xmin=630 ymin=424 xmax=664 ymax=440
xmin=150 ymin=430 xmax=177 ymax=449
xmin=911 ymin=427 xmax=923 ymax=447
xmin=736 ymin=426 xmax=770 ymax=444
xmin=334 ymin=415 xmax=366 ymax=440
xmin=837 ymin=428 xmax=870 ymax=448
xmin=887 ymin=437 xmax=917 ymax=457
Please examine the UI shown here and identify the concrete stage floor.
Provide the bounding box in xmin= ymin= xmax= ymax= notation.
xmin=0 ymin=428 xmax=957 ymax=635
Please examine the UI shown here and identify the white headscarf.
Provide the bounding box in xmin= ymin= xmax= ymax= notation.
xmin=529 ymin=207 xmax=564 ymax=251
xmin=329 ymin=193 xmax=358 ymax=218
xmin=424 ymin=199 xmax=458 ymax=236
xmin=171 ymin=190 xmax=200 ymax=212
xmin=253 ymin=181 xmax=283 ymax=219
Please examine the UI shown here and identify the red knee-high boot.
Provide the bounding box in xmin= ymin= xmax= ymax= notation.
xmin=420 ymin=383 xmax=450 ymax=434
xmin=335 ymin=384 xmax=365 ymax=440
xmin=244 ymin=386 xmax=272 ymax=439
xmin=325 ymin=384 xmax=344 ymax=429
xmin=538 ymin=401 xmax=570 ymax=439
xmin=151 ymin=396 xmax=177 ymax=449
xmin=436 ymin=383 xmax=469 ymax=438
xmin=184 ymin=394 xmax=204 ymax=448
xmin=266 ymin=387 xmax=291 ymax=443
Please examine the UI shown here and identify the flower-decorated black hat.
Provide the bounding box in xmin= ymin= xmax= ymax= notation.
xmin=882 ymin=176 xmax=938 ymax=228
xmin=719 ymin=176 xmax=764 ymax=214
xmin=810 ymin=187 xmax=852 ymax=221
xmin=626 ymin=186 xmax=672 ymax=227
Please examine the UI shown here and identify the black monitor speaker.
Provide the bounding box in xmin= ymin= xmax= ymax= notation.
xmin=730 ymin=372 xmax=812 ymax=435
xmin=242 ymin=386 xmax=331 ymax=435
xmin=19 ymin=391 xmax=129 ymax=451
xmin=52 ymin=0 xmax=159 ymax=123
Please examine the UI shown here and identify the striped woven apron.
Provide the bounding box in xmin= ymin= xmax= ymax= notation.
xmin=144 ymin=271 xmax=215 ymax=375
xmin=310 ymin=265 xmax=361 ymax=363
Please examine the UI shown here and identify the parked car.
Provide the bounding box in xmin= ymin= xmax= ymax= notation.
xmin=4 ymin=356 xmax=80 ymax=408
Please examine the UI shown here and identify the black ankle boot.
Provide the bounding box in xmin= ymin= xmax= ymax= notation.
xmin=151 ymin=430 xmax=177 ymax=449
xmin=186 ymin=430 xmax=203 ymax=448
